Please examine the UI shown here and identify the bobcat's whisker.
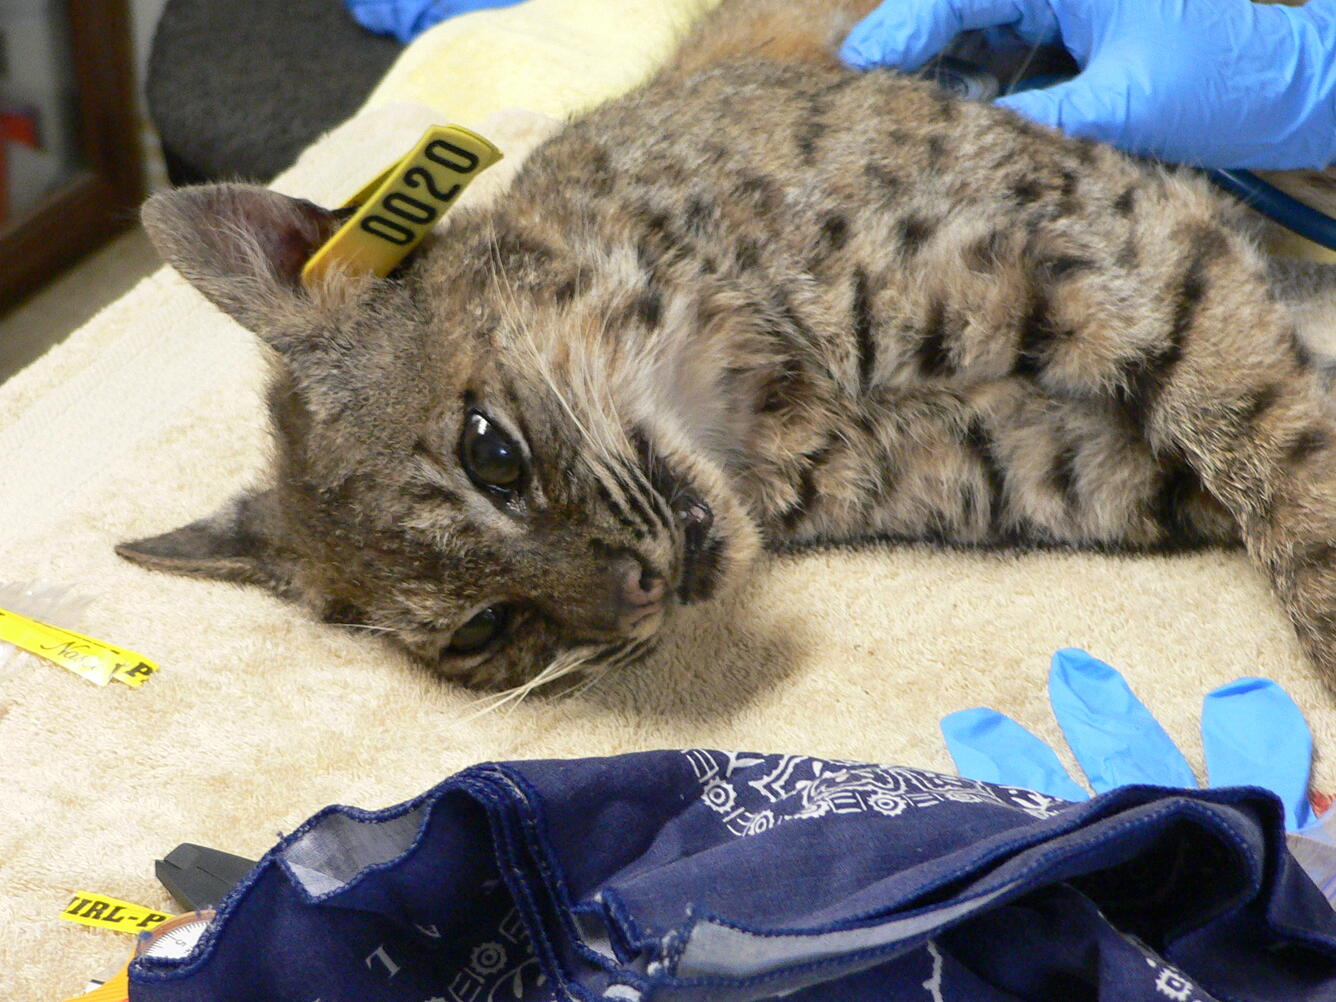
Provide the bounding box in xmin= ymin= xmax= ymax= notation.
xmin=459 ymin=646 xmax=602 ymax=720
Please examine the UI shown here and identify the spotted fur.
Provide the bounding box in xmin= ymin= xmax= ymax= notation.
xmin=120 ymin=0 xmax=1336 ymax=691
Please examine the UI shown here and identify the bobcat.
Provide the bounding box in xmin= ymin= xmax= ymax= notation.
xmin=119 ymin=0 xmax=1336 ymax=692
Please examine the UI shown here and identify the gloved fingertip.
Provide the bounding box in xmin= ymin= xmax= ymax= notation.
xmin=1205 ymin=676 xmax=1276 ymax=700
xmin=838 ymin=38 xmax=877 ymax=72
xmin=839 ymin=1 xmax=949 ymax=73
xmin=838 ymin=6 xmax=888 ymax=70
xmin=1048 ymin=648 xmax=1123 ymax=709
xmin=1051 ymin=646 xmax=1114 ymax=675
xmin=1203 ymin=676 xmax=1314 ymax=831
xmin=995 ymin=89 xmax=1061 ymax=129
xmin=940 ymin=706 xmax=1009 ymax=745
xmin=941 ymin=707 xmax=1089 ymax=802
xmin=942 ymin=706 xmax=996 ymax=725
xmin=1048 ymin=649 xmax=1197 ymax=792
xmin=997 ymin=82 xmax=1126 ymax=147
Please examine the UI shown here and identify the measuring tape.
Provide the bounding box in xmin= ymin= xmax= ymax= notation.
xmin=62 ymin=904 xmax=215 ymax=1002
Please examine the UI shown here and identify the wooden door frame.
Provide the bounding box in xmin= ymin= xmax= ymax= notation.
xmin=0 ymin=0 xmax=145 ymax=307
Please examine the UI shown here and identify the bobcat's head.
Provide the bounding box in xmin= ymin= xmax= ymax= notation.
xmin=118 ymin=185 xmax=759 ymax=688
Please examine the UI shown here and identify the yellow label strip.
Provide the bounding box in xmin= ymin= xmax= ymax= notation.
xmin=302 ymin=124 xmax=503 ymax=285
xmin=0 ymin=606 xmax=157 ymax=687
xmin=62 ymin=892 xmax=171 ymax=933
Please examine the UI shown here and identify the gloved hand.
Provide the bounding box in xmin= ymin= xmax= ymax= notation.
xmin=942 ymin=649 xmax=1318 ymax=831
xmin=840 ymin=0 xmax=1336 ymax=170
xmin=345 ymin=0 xmax=526 ymax=44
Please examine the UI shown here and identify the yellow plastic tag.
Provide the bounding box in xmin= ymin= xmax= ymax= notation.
xmin=62 ymin=892 xmax=171 ymax=933
xmin=302 ymin=124 xmax=502 ymax=285
xmin=0 ymin=606 xmax=158 ymax=687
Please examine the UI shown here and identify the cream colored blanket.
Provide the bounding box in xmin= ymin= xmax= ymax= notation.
xmin=4 ymin=1 xmax=1335 ymax=997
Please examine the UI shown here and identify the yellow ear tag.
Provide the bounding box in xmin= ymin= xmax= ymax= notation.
xmin=302 ymin=124 xmax=502 ymax=285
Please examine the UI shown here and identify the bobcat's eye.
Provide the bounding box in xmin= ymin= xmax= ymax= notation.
xmin=445 ymin=604 xmax=511 ymax=655
xmin=461 ymin=411 xmax=526 ymax=492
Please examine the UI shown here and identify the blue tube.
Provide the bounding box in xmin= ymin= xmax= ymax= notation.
xmin=1205 ymin=169 xmax=1336 ymax=252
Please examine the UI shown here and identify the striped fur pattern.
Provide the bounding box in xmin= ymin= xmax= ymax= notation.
xmin=120 ymin=0 xmax=1336 ymax=690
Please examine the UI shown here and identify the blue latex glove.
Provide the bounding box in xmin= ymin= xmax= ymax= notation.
xmin=840 ymin=0 xmax=1336 ymax=170
xmin=941 ymin=649 xmax=1317 ymax=831
xmin=346 ymin=0 xmax=527 ymax=43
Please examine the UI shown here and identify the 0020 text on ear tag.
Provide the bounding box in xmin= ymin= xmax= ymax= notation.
xmin=302 ymin=124 xmax=503 ymax=286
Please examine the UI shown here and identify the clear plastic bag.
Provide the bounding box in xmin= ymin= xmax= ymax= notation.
xmin=0 ymin=578 xmax=98 ymax=671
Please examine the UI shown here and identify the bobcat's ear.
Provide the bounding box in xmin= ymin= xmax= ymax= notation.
xmin=141 ymin=184 xmax=343 ymax=334
xmin=116 ymin=490 xmax=297 ymax=595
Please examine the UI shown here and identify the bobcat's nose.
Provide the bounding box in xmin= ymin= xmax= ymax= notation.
xmin=613 ymin=558 xmax=666 ymax=636
xmin=623 ymin=562 xmax=666 ymax=606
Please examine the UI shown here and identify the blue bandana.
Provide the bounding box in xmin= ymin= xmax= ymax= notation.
xmin=129 ymin=750 xmax=1336 ymax=1001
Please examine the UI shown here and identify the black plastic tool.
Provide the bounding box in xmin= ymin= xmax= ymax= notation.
xmin=156 ymin=843 xmax=259 ymax=911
